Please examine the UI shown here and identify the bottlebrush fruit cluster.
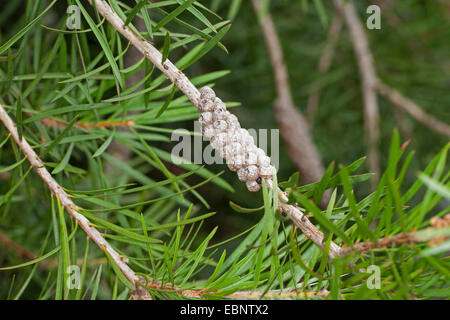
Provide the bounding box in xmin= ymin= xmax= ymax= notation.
xmin=198 ymin=86 xmax=276 ymax=192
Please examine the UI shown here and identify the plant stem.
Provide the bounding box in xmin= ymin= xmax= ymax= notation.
xmin=88 ymin=0 xmax=342 ymax=259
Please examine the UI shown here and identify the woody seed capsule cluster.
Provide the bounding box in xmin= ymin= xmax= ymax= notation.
xmin=198 ymin=86 xmax=276 ymax=192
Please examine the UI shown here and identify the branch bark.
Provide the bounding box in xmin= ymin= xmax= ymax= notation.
xmin=333 ymin=0 xmax=450 ymax=182
xmin=87 ymin=0 xmax=341 ymax=258
xmin=333 ymin=0 xmax=380 ymax=185
xmin=0 ymin=230 xmax=39 ymax=262
xmin=140 ymin=274 xmax=329 ymax=299
xmin=376 ymin=81 xmax=450 ymax=137
xmin=0 ymin=103 xmax=150 ymax=299
xmin=339 ymin=214 xmax=450 ymax=255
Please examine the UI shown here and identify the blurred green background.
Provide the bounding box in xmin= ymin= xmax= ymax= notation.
xmin=0 ymin=0 xmax=449 ymax=298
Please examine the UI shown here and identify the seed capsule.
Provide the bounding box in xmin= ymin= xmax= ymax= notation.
xmin=237 ymin=167 xmax=249 ymax=181
xmin=213 ymin=97 xmax=226 ymax=110
xmin=258 ymin=154 xmax=271 ymax=168
xmin=213 ymin=120 xmax=228 ymax=132
xmin=246 ymin=180 xmax=261 ymax=192
xmin=199 ymin=112 xmax=213 ymax=125
xmin=226 ymin=114 xmax=240 ymax=130
xmin=211 ymin=132 xmax=227 ymax=149
xmin=226 ymin=130 xmax=240 ymax=144
xmin=213 ymin=106 xmax=228 ymax=121
xmin=200 ymin=100 xmax=215 ymax=112
xmin=196 ymin=88 xmax=277 ymax=192
xmin=247 ymin=165 xmax=259 ymax=180
xmin=259 ymin=165 xmax=275 ymax=178
xmin=200 ymin=86 xmax=216 ymax=101
xmin=224 ymin=142 xmax=242 ymax=159
xmin=202 ymin=125 xmax=215 ymax=139
xmin=244 ymin=151 xmax=258 ymax=166
xmin=227 ymin=154 xmax=245 ymax=171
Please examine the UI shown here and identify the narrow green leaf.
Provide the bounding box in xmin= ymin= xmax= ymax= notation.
xmin=0 ymin=0 xmax=58 ymax=55
xmin=93 ymin=131 xmax=115 ymax=158
xmin=419 ymin=172 xmax=450 ymax=200
xmin=179 ymin=226 xmax=217 ymax=286
xmin=15 ymin=97 xmax=23 ymax=141
xmin=90 ymin=265 xmax=103 ymax=300
xmin=155 ymin=86 xmax=176 ymax=118
xmin=153 ymin=0 xmax=197 ymax=32
xmin=229 ymin=201 xmax=264 ymax=213
xmin=174 ymin=0 xmax=217 ymax=32
xmin=124 ymin=0 xmax=147 ymax=26
xmin=182 ymin=24 xmax=231 ymax=69
xmin=420 ymin=240 xmax=450 ymax=257
xmin=56 ymin=198 xmax=70 ymax=299
xmin=52 ymin=142 xmax=75 ymax=174
xmin=313 ymin=161 xmax=334 ymax=204
xmin=228 ymin=0 xmax=242 ymax=20
xmin=75 ymin=0 xmax=124 ymax=88
xmin=41 ymin=115 xmax=80 ymax=157
xmin=0 ymin=157 xmax=26 ymax=173
xmin=339 ymin=166 xmax=376 ymax=241
xmin=161 ymin=31 xmax=171 ymax=63
xmin=293 ymin=192 xmax=352 ymax=245
xmin=104 ymin=250 xmax=135 ymax=290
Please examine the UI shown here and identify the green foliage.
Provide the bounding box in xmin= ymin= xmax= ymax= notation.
xmin=0 ymin=0 xmax=448 ymax=300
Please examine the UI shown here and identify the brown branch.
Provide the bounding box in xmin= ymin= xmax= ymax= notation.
xmin=0 ymin=231 xmax=108 ymax=269
xmin=87 ymin=0 xmax=342 ymax=259
xmin=0 ymin=230 xmax=39 ymax=262
xmin=140 ymin=276 xmax=329 ymax=299
xmin=224 ymin=289 xmax=329 ymax=300
xmin=333 ymin=0 xmax=380 ymax=185
xmin=376 ymin=82 xmax=450 ymax=137
xmin=306 ymin=14 xmax=343 ymax=123
xmin=251 ymin=0 xmax=331 ymax=208
xmin=339 ymin=214 xmax=450 ymax=255
xmin=277 ymin=188 xmax=341 ymax=258
xmin=106 ymin=18 xmax=148 ymax=169
xmin=40 ymin=118 xmax=135 ymax=129
xmin=333 ymin=0 xmax=450 ymax=182
xmin=0 ymin=103 xmax=149 ymax=299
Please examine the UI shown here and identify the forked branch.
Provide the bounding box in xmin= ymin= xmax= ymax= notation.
xmin=87 ymin=0 xmax=342 ymax=258
xmin=339 ymin=214 xmax=450 ymax=255
xmin=0 ymin=103 xmax=149 ymax=299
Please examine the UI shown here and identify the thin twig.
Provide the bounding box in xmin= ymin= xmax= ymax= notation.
xmin=87 ymin=0 xmax=342 ymax=259
xmin=0 ymin=230 xmax=39 ymax=262
xmin=0 ymin=231 xmax=107 ymax=268
xmin=140 ymin=276 xmax=329 ymax=299
xmin=277 ymin=188 xmax=341 ymax=258
xmin=306 ymin=14 xmax=343 ymax=123
xmin=251 ymin=0 xmax=331 ymax=208
xmin=376 ymin=81 xmax=450 ymax=137
xmin=40 ymin=118 xmax=135 ymax=129
xmin=333 ymin=0 xmax=380 ymax=185
xmin=333 ymin=0 xmax=450 ymax=180
xmin=225 ymin=289 xmax=329 ymax=299
xmin=339 ymin=214 xmax=450 ymax=255
xmin=0 ymin=103 xmax=149 ymax=299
